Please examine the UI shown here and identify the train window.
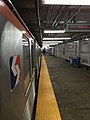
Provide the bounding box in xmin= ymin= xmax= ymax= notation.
xmin=31 ymin=43 xmax=35 ymax=73
xmin=22 ymin=36 xmax=31 ymax=92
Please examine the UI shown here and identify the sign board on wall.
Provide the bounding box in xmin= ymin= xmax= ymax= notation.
xmin=66 ymin=24 xmax=90 ymax=32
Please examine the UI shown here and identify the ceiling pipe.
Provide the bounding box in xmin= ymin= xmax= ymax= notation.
xmin=52 ymin=6 xmax=70 ymax=37
xmin=46 ymin=5 xmax=54 ymax=27
xmin=48 ymin=6 xmax=55 ymax=27
xmin=54 ymin=6 xmax=70 ymax=27
xmin=62 ymin=6 xmax=81 ymax=33
xmin=72 ymin=33 xmax=88 ymax=41
xmin=46 ymin=6 xmax=51 ymax=26
xmin=51 ymin=6 xmax=62 ymax=27
xmin=46 ymin=6 xmax=70 ymax=38
xmin=66 ymin=7 xmax=81 ymax=24
xmin=35 ymin=0 xmax=42 ymax=46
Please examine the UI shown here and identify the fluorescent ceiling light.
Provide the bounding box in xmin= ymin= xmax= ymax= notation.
xmin=74 ymin=41 xmax=78 ymax=43
xmin=43 ymin=37 xmax=71 ymax=40
xmin=0 ymin=1 xmax=4 ymax=6
xmin=43 ymin=41 xmax=63 ymax=46
xmin=43 ymin=41 xmax=63 ymax=43
xmin=44 ymin=30 xmax=65 ymax=33
xmin=85 ymin=38 xmax=88 ymax=40
xmin=42 ymin=0 xmax=90 ymax=5
xmin=76 ymin=21 xmax=87 ymax=23
xmin=22 ymin=43 xmax=29 ymax=46
xmin=22 ymin=42 xmax=28 ymax=44
xmin=8 ymin=0 xmax=12 ymax=4
xmin=29 ymin=38 xmax=33 ymax=40
xmin=22 ymin=31 xmax=26 ymax=34
xmin=60 ymin=21 xmax=64 ymax=24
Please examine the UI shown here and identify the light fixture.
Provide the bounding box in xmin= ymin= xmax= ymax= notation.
xmin=85 ymin=38 xmax=88 ymax=41
xmin=42 ymin=0 xmax=90 ymax=5
xmin=0 ymin=1 xmax=4 ymax=6
xmin=44 ymin=30 xmax=65 ymax=33
xmin=43 ymin=37 xmax=71 ymax=40
xmin=22 ymin=41 xmax=28 ymax=44
xmin=8 ymin=0 xmax=12 ymax=4
xmin=60 ymin=21 xmax=64 ymax=24
xmin=43 ymin=41 xmax=63 ymax=43
xmin=74 ymin=41 xmax=78 ymax=43
xmin=22 ymin=31 xmax=26 ymax=34
xmin=43 ymin=41 xmax=63 ymax=46
xmin=22 ymin=44 xmax=29 ymax=46
xmin=29 ymin=38 xmax=33 ymax=40
xmin=76 ymin=21 xmax=87 ymax=23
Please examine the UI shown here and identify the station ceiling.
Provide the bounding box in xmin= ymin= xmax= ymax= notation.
xmin=8 ymin=0 xmax=90 ymax=47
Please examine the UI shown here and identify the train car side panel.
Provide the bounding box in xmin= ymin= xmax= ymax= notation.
xmin=0 ymin=14 xmax=26 ymax=120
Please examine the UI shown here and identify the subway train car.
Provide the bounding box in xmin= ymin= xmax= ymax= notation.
xmin=0 ymin=0 xmax=41 ymax=120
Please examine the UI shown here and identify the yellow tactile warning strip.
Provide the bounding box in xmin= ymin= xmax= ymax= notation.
xmin=35 ymin=55 xmax=62 ymax=120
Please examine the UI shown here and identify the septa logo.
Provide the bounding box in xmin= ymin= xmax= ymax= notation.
xmin=9 ymin=55 xmax=21 ymax=91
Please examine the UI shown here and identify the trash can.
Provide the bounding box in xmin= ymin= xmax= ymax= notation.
xmin=72 ymin=57 xmax=80 ymax=67
xmin=72 ymin=57 xmax=76 ymax=66
xmin=76 ymin=57 xmax=80 ymax=66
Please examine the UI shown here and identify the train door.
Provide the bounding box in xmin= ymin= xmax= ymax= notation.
xmin=22 ymin=36 xmax=31 ymax=94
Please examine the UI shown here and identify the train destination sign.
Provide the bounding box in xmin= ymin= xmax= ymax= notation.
xmin=66 ymin=24 xmax=90 ymax=32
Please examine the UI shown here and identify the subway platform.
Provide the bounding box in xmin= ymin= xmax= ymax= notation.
xmin=35 ymin=55 xmax=62 ymax=120
xmin=45 ymin=54 xmax=90 ymax=120
xmin=35 ymin=54 xmax=90 ymax=120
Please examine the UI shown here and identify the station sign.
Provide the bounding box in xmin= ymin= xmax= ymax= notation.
xmin=66 ymin=24 xmax=90 ymax=32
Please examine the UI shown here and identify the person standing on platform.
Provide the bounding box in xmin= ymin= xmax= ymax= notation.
xmin=43 ymin=48 xmax=46 ymax=55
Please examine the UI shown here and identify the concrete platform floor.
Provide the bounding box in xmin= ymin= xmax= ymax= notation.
xmin=45 ymin=54 xmax=90 ymax=120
